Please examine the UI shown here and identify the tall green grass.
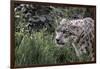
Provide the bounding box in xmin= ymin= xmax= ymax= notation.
xmin=15 ymin=31 xmax=80 ymax=65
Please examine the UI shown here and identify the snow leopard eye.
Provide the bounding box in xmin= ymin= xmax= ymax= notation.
xmin=62 ymin=29 xmax=69 ymax=34
xmin=62 ymin=30 xmax=66 ymax=33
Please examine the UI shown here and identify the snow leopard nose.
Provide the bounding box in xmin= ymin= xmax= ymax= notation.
xmin=56 ymin=39 xmax=60 ymax=42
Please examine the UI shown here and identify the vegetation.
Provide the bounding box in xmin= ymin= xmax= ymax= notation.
xmin=14 ymin=4 xmax=93 ymax=66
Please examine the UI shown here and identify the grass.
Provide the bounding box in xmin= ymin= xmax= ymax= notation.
xmin=15 ymin=30 xmax=90 ymax=66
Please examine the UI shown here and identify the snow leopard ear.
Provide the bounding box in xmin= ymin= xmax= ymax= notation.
xmin=60 ymin=18 xmax=69 ymax=25
xmin=60 ymin=18 xmax=67 ymax=25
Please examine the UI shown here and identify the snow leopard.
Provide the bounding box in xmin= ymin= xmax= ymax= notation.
xmin=55 ymin=17 xmax=95 ymax=61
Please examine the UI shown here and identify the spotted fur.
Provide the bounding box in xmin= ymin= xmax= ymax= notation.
xmin=55 ymin=17 xmax=94 ymax=61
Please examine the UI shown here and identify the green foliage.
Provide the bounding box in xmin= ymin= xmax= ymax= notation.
xmin=15 ymin=31 xmax=79 ymax=65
